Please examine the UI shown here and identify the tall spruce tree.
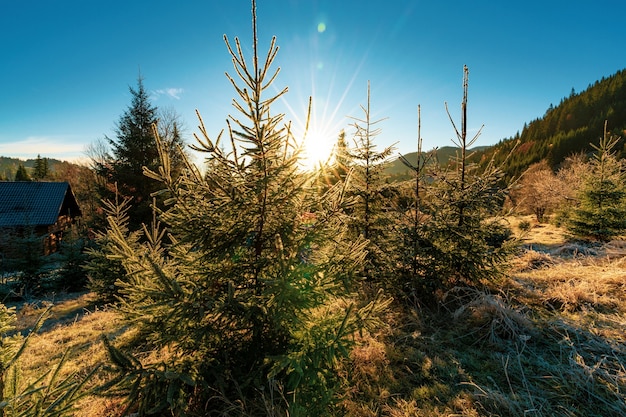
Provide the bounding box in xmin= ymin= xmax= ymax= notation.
xmin=102 ymin=76 xmax=160 ymax=231
xmin=14 ymin=164 xmax=30 ymax=181
xmin=101 ymin=3 xmax=384 ymax=415
xmin=567 ymin=122 xmax=626 ymax=241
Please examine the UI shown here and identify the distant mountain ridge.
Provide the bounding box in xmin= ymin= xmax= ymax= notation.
xmin=384 ymin=146 xmax=491 ymax=179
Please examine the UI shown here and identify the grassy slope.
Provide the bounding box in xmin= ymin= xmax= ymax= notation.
xmin=13 ymin=217 xmax=626 ymax=416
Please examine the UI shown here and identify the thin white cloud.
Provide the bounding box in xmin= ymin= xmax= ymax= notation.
xmin=153 ymin=88 xmax=184 ymax=100
xmin=0 ymin=136 xmax=86 ymax=162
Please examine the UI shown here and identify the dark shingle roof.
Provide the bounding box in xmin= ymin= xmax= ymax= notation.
xmin=0 ymin=182 xmax=81 ymax=228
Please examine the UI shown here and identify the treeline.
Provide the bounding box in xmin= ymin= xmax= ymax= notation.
xmin=0 ymin=155 xmax=68 ymax=181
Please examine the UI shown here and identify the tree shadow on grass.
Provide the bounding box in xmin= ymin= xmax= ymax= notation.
xmin=10 ymin=291 xmax=104 ymax=334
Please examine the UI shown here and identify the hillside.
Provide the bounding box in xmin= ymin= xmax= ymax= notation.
xmin=384 ymin=146 xmax=491 ymax=179
xmin=0 ymin=156 xmax=68 ymax=180
xmin=386 ymin=68 xmax=626 ymax=182
xmin=475 ymin=68 xmax=626 ymax=179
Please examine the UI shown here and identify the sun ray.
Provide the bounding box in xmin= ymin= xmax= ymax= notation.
xmin=272 ymin=31 xmax=371 ymax=170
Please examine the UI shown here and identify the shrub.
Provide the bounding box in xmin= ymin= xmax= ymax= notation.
xmin=518 ymin=219 xmax=532 ymax=233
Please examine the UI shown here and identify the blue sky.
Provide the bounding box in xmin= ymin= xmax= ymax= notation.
xmin=1 ymin=0 xmax=625 ymax=164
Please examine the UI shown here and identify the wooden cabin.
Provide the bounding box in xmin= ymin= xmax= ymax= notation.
xmin=0 ymin=181 xmax=82 ymax=256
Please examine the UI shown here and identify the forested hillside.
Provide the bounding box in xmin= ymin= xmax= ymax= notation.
xmin=475 ymin=68 xmax=626 ymax=179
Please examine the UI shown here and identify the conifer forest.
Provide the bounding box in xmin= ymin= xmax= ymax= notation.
xmin=0 ymin=2 xmax=625 ymax=416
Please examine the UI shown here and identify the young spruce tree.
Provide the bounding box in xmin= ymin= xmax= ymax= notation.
xmin=418 ymin=66 xmax=515 ymax=298
xmin=344 ymin=83 xmax=396 ymax=283
xmin=567 ymin=121 xmax=626 ymax=241
xmin=314 ymin=130 xmax=351 ymax=193
xmin=395 ymin=105 xmax=437 ymax=300
xmin=102 ymin=3 xmax=384 ymax=415
xmin=83 ymin=190 xmax=138 ymax=303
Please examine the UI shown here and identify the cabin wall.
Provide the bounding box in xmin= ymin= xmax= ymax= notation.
xmin=0 ymin=215 xmax=79 ymax=267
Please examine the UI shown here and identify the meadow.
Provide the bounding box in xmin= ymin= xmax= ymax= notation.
xmin=11 ymin=215 xmax=625 ymax=416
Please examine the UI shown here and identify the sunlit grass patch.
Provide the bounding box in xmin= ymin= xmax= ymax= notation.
xmin=510 ymin=215 xmax=569 ymax=248
xmin=516 ymin=253 xmax=626 ymax=316
xmin=12 ymin=294 xmax=128 ymax=417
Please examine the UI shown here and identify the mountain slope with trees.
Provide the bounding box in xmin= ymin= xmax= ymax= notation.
xmin=476 ymin=68 xmax=626 ymax=179
xmin=384 ymin=146 xmax=490 ymax=179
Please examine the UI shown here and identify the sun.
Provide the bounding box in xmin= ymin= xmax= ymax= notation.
xmin=292 ymin=99 xmax=345 ymax=171
xmin=277 ymin=94 xmax=340 ymax=170
xmin=299 ymin=127 xmax=336 ymax=170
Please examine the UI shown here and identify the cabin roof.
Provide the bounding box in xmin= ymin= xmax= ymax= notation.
xmin=0 ymin=182 xmax=82 ymax=228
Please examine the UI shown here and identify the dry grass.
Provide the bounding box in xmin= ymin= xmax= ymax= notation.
xmin=450 ymin=289 xmax=534 ymax=345
xmin=509 ymin=215 xmax=569 ymax=248
xmin=12 ymin=294 xmax=128 ymax=416
xmin=340 ymin=218 xmax=626 ymax=417
xmin=456 ymin=221 xmax=625 ymax=416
